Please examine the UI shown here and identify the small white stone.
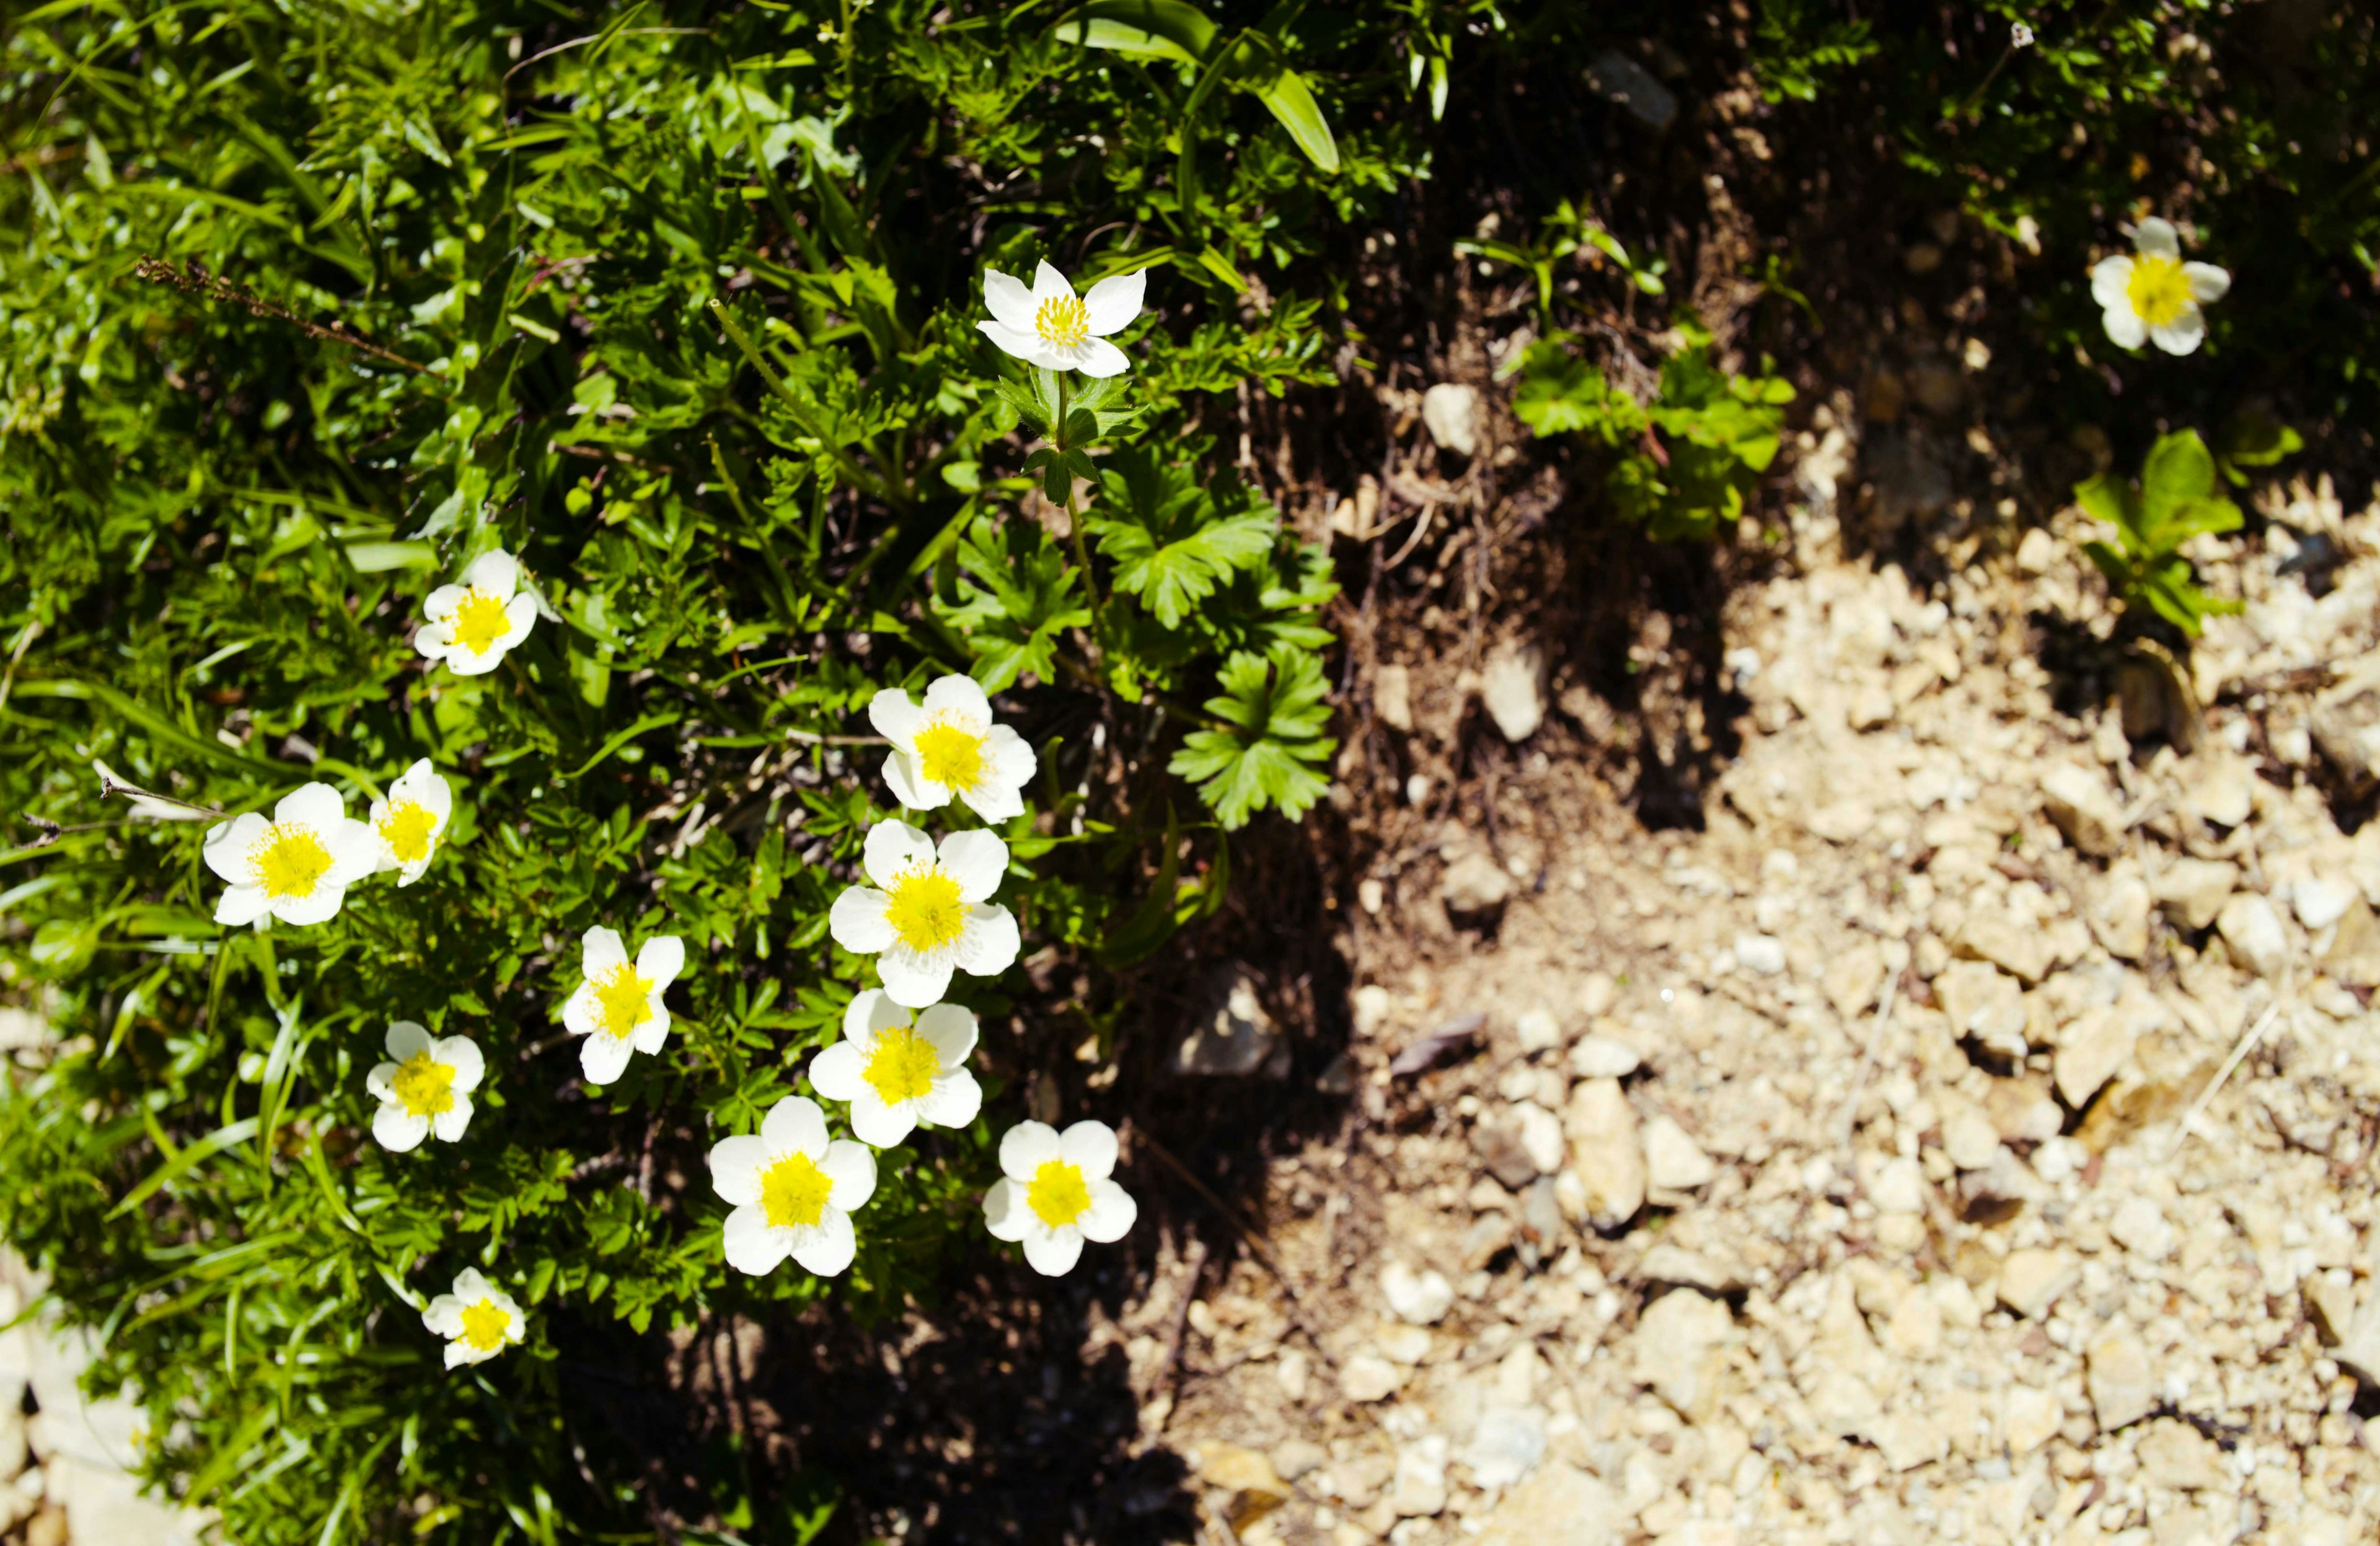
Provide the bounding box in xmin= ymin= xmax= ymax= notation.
xmin=1480 ymin=646 xmax=1548 ymax=743
xmin=2296 ymin=875 xmax=2359 ymax=931
xmin=1339 ymin=1353 xmax=1405 ymax=1403
xmin=1643 ymin=1115 xmax=1718 ymax=1191
xmin=1569 ymin=1034 xmax=1641 ymax=1079
xmin=2109 ymin=1196 xmax=2175 ymax=1260
xmin=1515 ymin=1008 xmax=1562 ymax=1053
xmin=1421 ymin=382 xmax=1483 ymax=457
xmin=1577 ymin=972 xmax=1618 ymax=1017
xmin=1381 ymin=1261 xmax=1456 ymax=1325
xmin=1390 ymin=1433 xmax=1450 ymax=1517
xmin=2216 ymin=892 xmax=2290 ymax=977
xmin=1463 ymin=1405 xmax=1549 ymax=1490
xmin=1867 ymin=1156 xmax=1927 ymax=1215
xmin=1732 ymin=933 xmax=1787 ymax=976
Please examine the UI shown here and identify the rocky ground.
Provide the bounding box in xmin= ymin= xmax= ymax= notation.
xmin=1129 ymin=454 xmax=2380 ymax=1545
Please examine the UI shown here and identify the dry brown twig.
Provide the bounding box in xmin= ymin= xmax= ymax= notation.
xmin=131 ymin=257 xmax=434 ymax=377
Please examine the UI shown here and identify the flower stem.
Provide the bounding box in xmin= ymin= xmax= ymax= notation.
xmin=1054 ymin=372 xmax=1108 ymax=669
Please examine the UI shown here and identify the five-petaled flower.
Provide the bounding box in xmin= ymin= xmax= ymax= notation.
xmin=2091 ymin=218 xmax=2230 ymax=356
xmin=422 ymin=1267 xmax=526 ymax=1369
xmin=367 ymin=1021 xmax=484 ymax=1153
xmin=560 ymin=925 xmax=686 ymax=1086
xmin=368 ymin=758 xmax=454 ymax=886
xmin=415 ymin=548 xmax=537 ymax=676
xmin=977 ymin=260 xmax=1144 ymax=378
xmin=708 ymin=1095 xmax=878 ymax=1277
xmin=2011 ymin=21 xmax=2035 ymax=47
xmin=202 ymin=783 xmax=377 ymax=927
xmin=808 ymin=990 xmax=983 ymax=1149
xmin=828 ymin=822 xmax=1020 ymax=1009
xmin=983 ymin=1119 xmax=1137 ymax=1276
xmin=867 ymin=675 xmax=1038 ymax=822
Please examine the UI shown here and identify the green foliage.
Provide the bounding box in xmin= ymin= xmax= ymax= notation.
xmin=1511 ymin=330 xmax=1795 ymax=542
xmin=0 ymin=0 xmax=1433 ymax=1539
xmin=1457 ymin=199 xmax=1666 ymax=325
xmin=2076 ymin=431 xmax=2246 ymax=638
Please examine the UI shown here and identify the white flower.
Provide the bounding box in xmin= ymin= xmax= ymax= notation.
xmin=421 ymin=1267 xmax=526 ymax=1369
xmin=2011 ymin=21 xmax=2035 ymax=47
xmin=827 ymin=822 xmax=1020 ymax=1009
xmin=200 ymin=783 xmax=377 ymax=928
xmin=808 ymin=990 xmax=983 ymax=1148
xmin=707 ymin=1095 xmax=878 ymax=1276
xmin=415 ymin=548 xmax=537 ymax=675
xmin=2091 ymin=218 xmax=2231 ymax=356
xmin=977 ymin=260 xmax=1144 ymax=377
xmin=368 ymin=758 xmax=454 ymax=885
xmin=982 ymin=1119 xmax=1137 ymax=1276
xmin=560 ymin=926 xmax=686 ymax=1086
xmin=867 ymin=675 xmax=1038 ymax=821
xmin=366 ymin=1021 xmax=484 ymax=1152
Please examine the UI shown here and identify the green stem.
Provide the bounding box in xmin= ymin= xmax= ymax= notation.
xmin=706 ymin=299 xmax=904 ymax=508
xmin=1055 ymin=372 xmax=1107 ymax=665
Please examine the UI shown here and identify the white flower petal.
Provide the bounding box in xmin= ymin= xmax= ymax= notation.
xmin=386 ymin=1020 xmax=435 ymax=1060
xmin=829 ymin=886 xmax=896 ymax=953
xmin=1067 ymin=336 xmax=1131 ymax=379
xmin=431 ymin=1095 xmax=473 ymax=1143
xmin=976 ymin=319 xmax=1048 ymax=363
xmin=452 ymin=1268 xmax=493 ymax=1301
xmin=708 ymin=1135 xmax=773 ymax=1204
xmin=723 ymin=1206 xmax=791 ymax=1275
xmin=914 ymin=1068 xmax=982 ymax=1131
xmin=850 ymin=988 xmax=910 ymax=1042
xmin=561 ymin=983 xmax=600 ymax=1039
xmin=1021 ymin=1226 xmax=1085 ymax=1276
xmin=373 ymin=1105 xmax=431 ymax=1153
xmin=875 ymin=944 xmax=954 ymax=1009
xmin=580 ymin=1031 xmax=635 ymax=1085
xmin=421 ymin=584 xmax=466 ymax=623
xmin=323 ymin=819 xmax=381 ymax=886
xmin=937 ymin=828 xmax=1008 ymax=903
xmin=269 ymin=882 xmax=348 ymax=927
xmin=789 ymin=1210 xmax=857 ymax=1276
xmin=2090 ymin=254 xmax=2135 ymax=310
xmin=444 ymin=1340 xmax=487 ymax=1369
xmin=273 ymin=782 xmax=346 ymax=830
xmin=1082 ymin=268 xmax=1146 ymax=335
xmin=862 ymin=820 xmax=936 ymax=889
xmin=808 ymin=1041 xmax=866 ymax=1103
xmin=444 ymin=639 xmax=505 ymax=676
xmin=881 ymin=750 xmax=944 ymax=811
xmin=998 ymin=1120 xmax=1062 ymax=1181
xmin=953 ymin=903 xmax=1020 ymax=977
xmin=2149 ymin=307 xmax=2206 ymax=355
xmin=919 ymin=673 xmax=992 ymax=726
xmin=868 ymin=688 xmax=925 ymax=744
xmin=984 ymin=724 xmax=1038 ymax=789
xmin=1029 ymin=258 xmax=1077 ymax=309
xmin=439 ymin=1037 xmax=485 ymax=1094
xmin=2133 ymin=217 xmax=2180 ymax=260
xmin=2183 ymin=261 xmax=2230 ymax=302
xmin=581 ymin=926 xmax=629 ymax=976
xmin=915 ymin=1003 xmax=979 ymax=1068
xmin=819 ymin=1138 xmax=878 ymax=1210
xmin=202 ymin=814 xmax=270 ymax=882
xmin=958 ymin=778 xmax=1025 ymax=823
xmin=629 ymin=1008 xmax=671 ymax=1055
xmin=762 ymin=1094 xmax=829 ymax=1158
xmin=422 ymin=1294 xmax=465 ymax=1337
xmin=2102 ymin=306 xmax=2148 ymax=349
xmin=982 ymin=268 xmax=1038 ymax=335
xmin=498 ymin=594 xmax=537 ymax=649
xmin=366 ymin=1061 xmax=399 ymax=1102
xmin=636 ymin=934 xmax=685 ymax=988
xmin=1058 ymin=1120 xmax=1119 ymax=1181
xmin=213 ymin=884 xmax=270 ymax=927
xmin=847 ymin=1089 xmax=916 ymax=1149
xmin=1077 ymin=1179 xmax=1137 ymax=1243
xmin=983 ymin=1177 xmax=1029 ymax=1241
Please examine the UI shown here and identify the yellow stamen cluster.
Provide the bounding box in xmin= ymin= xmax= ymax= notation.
xmin=1027 ymin=1159 xmax=1091 ymax=1228
xmin=1034 ymin=294 xmax=1090 ymax=348
xmin=392 ymin=1052 xmax=457 ymax=1118
xmin=459 ymin=1299 xmax=510 ymax=1351
xmin=252 ymin=825 xmax=333 ymax=898
xmin=379 ymin=801 xmax=438 ymax=864
xmin=2126 ymin=254 xmax=2191 ymax=327
xmin=592 ymin=965 xmax=651 ymax=1039
xmin=913 ymin=719 xmax=987 ymax=791
xmin=862 ymin=1026 xmax=941 ymax=1105
xmin=760 ymin=1152 xmax=834 ymax=1229
xmin=449 ymin=589 xmax=512 ymax=655
xmin=884 ymin=867 xmax=967 ymax=954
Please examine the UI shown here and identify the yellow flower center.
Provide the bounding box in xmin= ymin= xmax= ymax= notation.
xmin=862 ymin=1024 xmax=942 ymax=1106
xmin=759 ymin=1151 xmax=834 ymax=1230
xmin=1034 ymin=294 xmax=1090 ymax=348
xmin=912 ymin=719 xmax=988 ymax=792
xmin=591 ymin=964 xmax=652 ymax=1039
xmin=449 ymin=589 xmax=513 ymax=656
xmin=459 ymin=1299 xmax=509 ymax=1351
xmin=392 ymin=1051 xmax=456 ymax=1117
xmin=379 ymin=799 xmax=438 ymax=864
xmin=250 ymin=824 xmax=333 ymax=898
xmin=1026 ymin=1158 xmax=1091 ymax=1229
xmin=2126 ymin=253 xmax=2192 ymax=328
xmin=884 ymin=867 xmax=969 ymax=954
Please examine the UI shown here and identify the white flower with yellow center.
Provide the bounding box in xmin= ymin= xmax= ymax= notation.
xmin=560 ymin=925 xmax=686 ymax=1086
xmin=367 ymin=758 xmax=454 ymax=886
xmin=708 ymin=1095 xmax=878 ymax=1277
xmin=977 ymin=260 xmax=1144 ymax=378
xmin=867 ymin=675 xmax=1038 ymax=822
xmin=828 ymin=822 xmax=1020 ymax=1009
xmin=366 ymin=1021 xmax=484 ymax=1152
xmin=415 ymin=548 xmax=537 ymax=676
xmin=200 ymin=783 xmax=377 ymax=927
xmin=983 ymin=1119 xmax=1137 ymax=1276
xmin=422 ymin=1267 xmax=526 ymax=1369
xmin=2091 ymin=218 xmax=2231 ymax=356
xmin=807 ymin=990 xmax=983 ymax=1149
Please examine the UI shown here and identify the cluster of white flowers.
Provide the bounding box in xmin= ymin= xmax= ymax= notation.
xmin=372 ymin=265 xmax=1152 ymax=1370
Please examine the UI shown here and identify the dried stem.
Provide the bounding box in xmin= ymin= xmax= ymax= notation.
xmin=132 ymin=257 xmax=434 ymax=377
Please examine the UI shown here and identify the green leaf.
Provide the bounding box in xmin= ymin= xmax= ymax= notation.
xmin=1054 ymin=0 xmax=1220 ymax=64
xmin=1166 ymin=645 xmax=1336 ymax=828
xmin=1248 ymin=68 xmax=1340 ymax=173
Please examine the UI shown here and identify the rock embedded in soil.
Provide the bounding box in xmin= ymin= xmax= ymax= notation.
xmin=1440 ymin=851 xmax=1515 ymax=916
xmin=1583 ymin=48 xmax=1678 ymax=131
xmin=1421 ymin=382 xmax=1482 ymax=457
xmin=1173 ymin=965 xmax=1282 ymax=1076
xmin=1561 ymin=1078 xmax=1645 ymax=1228
xmin=1339 ymin=1353 xmax=1406 ymax=1403
xmin=1569 ymin=1034 xmax=1640 ymax=1078
xmin=1732 ymin=932 xmax=1787 ymax=976
xmin=2216 ymin=891 xmax=2290 ymax=977
xmin=1995 ymin=1247 xmax=2078 ymax=1319
xmin=2041 ymin=762 xmax=2126 ymax=857
xmin=1631 ymin=1288 xmax=1739 ymax=1423
xmin=2085 ymin=1320 xmax=2154 ymax=1432
xmin=1642 ymin=1114 xmax=1717 ymax=1192
xmin=1390 ymin=1433 xmax=1449 ymax=1517
xmin=2296 ymin=874 xmax=2360 ymax=930
xmin=1380 ymin=1261 xmax=1456 ymax=1326
xmin=2086 ymin=870 xmax=2153 ymax=960
xmin=2154 ymin=856 xmax=2240 ymax=931
xmin=1374 ymin=662 xmax=1415 ymax=732
xmin=1480 ymin=645 xmax=1547 ymax=743
xmin=2053 ymin=1003 xmax=2137 ymax=1107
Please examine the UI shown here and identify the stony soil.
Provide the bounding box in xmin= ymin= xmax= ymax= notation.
xmin=1132 ymin=460 xmax=2380 ymax=1546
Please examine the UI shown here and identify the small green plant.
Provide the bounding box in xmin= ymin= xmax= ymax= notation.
xmin=2074 ymin=429 xmax=2245 ymax=638
xmin=1456 ymin=198 xmax=1667 ymax=325
xmin=1511 ymin=327 xmax=1794 ymax=542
